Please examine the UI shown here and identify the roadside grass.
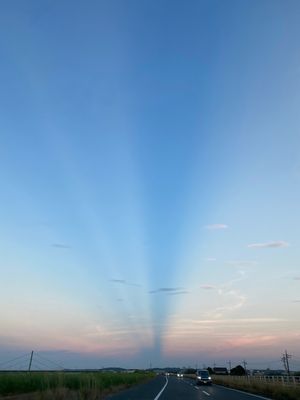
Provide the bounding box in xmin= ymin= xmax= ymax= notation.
xmin=0 ymin=371 xmax=155 ymax=399
xmin=213 ymin=375 xmax=300 ymax=400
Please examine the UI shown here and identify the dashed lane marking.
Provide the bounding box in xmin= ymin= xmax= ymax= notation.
xmin=202 ymin=390 xmax=210 ymax=396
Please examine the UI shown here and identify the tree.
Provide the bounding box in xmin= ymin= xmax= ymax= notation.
xmin=184 ymin=368 xmax=196 ymax=375
xmin=230 ymin=365 xmax=246 ymax=376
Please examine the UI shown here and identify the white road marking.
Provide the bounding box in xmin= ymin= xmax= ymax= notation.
xmin=214 ymin=384 xmax=272 ymax=399
xmin=154 ymin=376 xmax=168 ymax=400
xmin=194 ymin=386 xmax=199 ymax=390
xmin=202 ymin=390 xmax=210 ymax=396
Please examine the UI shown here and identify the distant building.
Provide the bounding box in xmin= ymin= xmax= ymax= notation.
xmin=213 ymin=367 xmax=228 ymax=375
xmin=264 ymin=369 xmax=285 ymax=376
xmin=251 ymin=370 xmax=264 ymax=376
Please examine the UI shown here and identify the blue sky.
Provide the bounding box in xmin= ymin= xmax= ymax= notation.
xmin=0 ymin=0 xmax=300 ymax=370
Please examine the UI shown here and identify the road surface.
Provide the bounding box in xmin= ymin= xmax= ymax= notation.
xmin=107 ymin=375 xmax=271 ymax=400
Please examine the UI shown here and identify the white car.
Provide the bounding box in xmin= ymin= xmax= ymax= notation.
xmin=177 ymin=372 xmax=183 ymax=378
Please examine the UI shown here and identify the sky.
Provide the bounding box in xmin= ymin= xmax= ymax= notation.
xmin=0 ymin=0 xmax=300 ymax=371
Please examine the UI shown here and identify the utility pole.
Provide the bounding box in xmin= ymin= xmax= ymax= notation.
xmin=228 ymin=361 xmax=232 ymax=373
xmin=28 ymin=351 xmax=34 ymax=372
xmin=282 ymin=350 xmax=291 ymax=376
xmin=242 ymin=360 xmax=247 ymax=374
xmin=281 ymin=355 xmax=287 ymax=372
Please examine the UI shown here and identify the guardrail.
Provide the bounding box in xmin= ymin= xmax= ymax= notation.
xmin=217 ymin=375 xmax=300 ymax=386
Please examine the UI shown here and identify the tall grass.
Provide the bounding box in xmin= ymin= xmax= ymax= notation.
xmin=0 ymin=371 xmax=154 ymax=398
xmin=213 ymin=375 xmax=300 ymax=400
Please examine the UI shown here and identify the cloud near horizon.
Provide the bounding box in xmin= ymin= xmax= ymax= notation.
xmin=205 ymin=224 xmax=228 ymax=230
xmin=247 ymin=241 xmax=290 ymax=249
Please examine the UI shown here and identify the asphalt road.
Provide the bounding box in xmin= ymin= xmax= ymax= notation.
xmin=107 ymin=375 xmax=271 ymax=400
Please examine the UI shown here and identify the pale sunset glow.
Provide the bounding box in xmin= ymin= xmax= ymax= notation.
xmin=0 ymin=0 xmax=300 ymax=372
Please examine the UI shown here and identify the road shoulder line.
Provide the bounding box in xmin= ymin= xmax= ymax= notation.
xmin=214 ymin=384 xmax=272 ymax=399
xmin=153 ymin=376 xmax=168 ymax=400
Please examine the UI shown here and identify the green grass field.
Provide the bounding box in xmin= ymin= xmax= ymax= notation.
xmin=213 ymin=375 xmax=300 ymax=400
xmin=0 ymin=371 xmax=155 ymax=399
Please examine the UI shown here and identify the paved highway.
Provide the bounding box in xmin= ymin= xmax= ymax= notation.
xmin=107 ymin=375 xmax=271 ymax=400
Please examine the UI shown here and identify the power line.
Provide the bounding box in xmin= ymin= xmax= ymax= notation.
xmin=35 ymin=353 xmax=65 ymax=370
xmin=0 ymin=353 xmax=31 ymax=368
xmin=17 ymin=363 xmax=31 ymax=371
xmin=2 ymin=358 xmax=32 ymax=370
xmin=32 ymin=358 xmax=55 ymax=370
xmin=0 ymin=351 xmax=65 ymax=371
xmin=30 ymin=361 xmax=45 ymax=371
xmin=247 ymin=360 xmax=280 ymax=365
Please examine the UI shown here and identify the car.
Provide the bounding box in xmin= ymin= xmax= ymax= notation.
xmin=177 ymin=371 xmax=184 ymax=378
xmin=195 ymin=369 xmax=212 ymax=385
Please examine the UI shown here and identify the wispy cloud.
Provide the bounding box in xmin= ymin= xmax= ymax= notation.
xmin=212 ymin=290 xmax=246 ymax=316
xmin=247 ymin=241 xmax=290 ymax=249
xmin=167 ymin=290 xmax=189 ymax=296
xmin=149 ymin=287 xmax=184 ymax=294
xmin=200 ymin=285 xmax=216 ymax=290
xmin=226 ymin=334 xmax=278 ymax=348
xmin=201 ymin=273 xmax=247 ymax=318
xmin=292 ymin=300 xmax=300 ymax=303
xmin=205 ymin=258 xmax=217 ymax=262
xmin=293 ymin=277 xmax=300 ymax=281
xmin=109 ymin=279 xmax=140 ymax=287
xmin=52 ymin=243 xmax=71 ymax=249
xmin=205 ymin=224 xmax=228 ymax=230
xmin=184 ymin=317 xmax=286 ymax=325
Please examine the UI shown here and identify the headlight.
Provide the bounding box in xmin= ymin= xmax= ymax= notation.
xmin=208 ymin=377 xmax=211 ymax=380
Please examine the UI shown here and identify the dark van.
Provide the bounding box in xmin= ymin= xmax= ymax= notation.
xmin=196 ymin=369 xmax=212 ymax=385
